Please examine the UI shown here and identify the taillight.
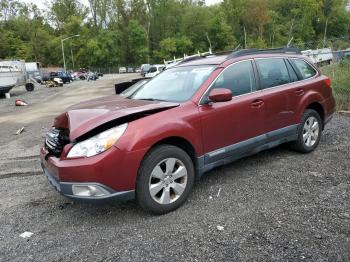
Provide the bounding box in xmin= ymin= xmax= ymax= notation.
xmin=324 ymin=77 xmax=331 ymax=88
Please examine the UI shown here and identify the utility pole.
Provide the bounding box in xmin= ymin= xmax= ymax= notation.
xmin=61 ymin=40 xmax=66 ymax=71
xmin=70 ymin=43 xmax=75 ymax=70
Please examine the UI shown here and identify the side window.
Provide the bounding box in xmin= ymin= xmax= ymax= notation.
xmin=292 ymin=59 xmax=317 ymax=79
xmin=285 ymin=60 xmax=299 ymax=82
xmin=212 ymin=60 xmax=256 ymax=96
xmin=256 ymin=58 xmax=290 ymax=89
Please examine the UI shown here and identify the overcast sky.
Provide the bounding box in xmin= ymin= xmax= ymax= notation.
xmin=206 ymin=0 xmax=223 ymax=5
xmin=22 ymin=0 xmax=223 ymax=10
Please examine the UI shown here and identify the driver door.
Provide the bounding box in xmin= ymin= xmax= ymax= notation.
xmin=199 ymin=60 xmax=266 ymax=165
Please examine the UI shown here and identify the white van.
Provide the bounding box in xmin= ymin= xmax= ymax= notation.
xmin=145 ymin=64 xmax=165 ymax=78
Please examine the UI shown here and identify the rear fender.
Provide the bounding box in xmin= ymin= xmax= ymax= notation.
xmin=296 ymin=91 xmax=324 ymax=122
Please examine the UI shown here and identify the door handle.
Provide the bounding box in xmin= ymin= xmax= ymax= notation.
xmin=295 ymin=89 xmax=304 ymax=96
xmin=251 ymin=100 xmax=264 ymax=108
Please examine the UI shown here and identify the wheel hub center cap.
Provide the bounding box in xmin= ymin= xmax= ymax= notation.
xmin=165 ymin=177 xmax=173 ymax=183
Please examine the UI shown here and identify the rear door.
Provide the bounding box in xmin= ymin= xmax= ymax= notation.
xmin=255 ymin=58 xmax=298 ymax=139
xmin=288 ymin=58 xmax=320 ymax=123
xmin=199 ymin=60 xmax=266 ymax=165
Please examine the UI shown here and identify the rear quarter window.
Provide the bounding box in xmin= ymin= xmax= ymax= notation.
xmin=292 ymin=59 xmax=317 ymax=80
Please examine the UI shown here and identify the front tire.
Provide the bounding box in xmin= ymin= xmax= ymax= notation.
xmin=290 ymin=109 xmax=322 ymax=153
xmin=136 ymin=145 xmax=195 ymax=214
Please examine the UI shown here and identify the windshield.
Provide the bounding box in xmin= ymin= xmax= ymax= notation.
xmin=130 ymin=65 xmax=215 ymax=102
xmin=121 ymin=80 xmax=149 ymax=97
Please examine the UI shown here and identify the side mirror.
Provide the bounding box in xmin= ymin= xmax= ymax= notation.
xmin=208 ymin=88 xmax=232 ymax=103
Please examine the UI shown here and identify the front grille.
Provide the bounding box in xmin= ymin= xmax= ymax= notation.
xmin=45 ymin=128 xmax=70 ymax=157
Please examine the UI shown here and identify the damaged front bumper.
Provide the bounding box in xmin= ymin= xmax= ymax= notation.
xmin=41 ymin=163 xmax=135 ymax=203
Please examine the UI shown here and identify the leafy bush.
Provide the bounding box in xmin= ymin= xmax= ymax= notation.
xmin=321 ymin=61 xmax=350 ymax=110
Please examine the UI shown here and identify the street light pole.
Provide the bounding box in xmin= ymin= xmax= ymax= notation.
xmin=70 ymin=43 xmax=75 ymax=70
xmin=61 ymin=34 xmax=80 ymax=72
xmin=61 ymin=39 xmax=66 ymax=72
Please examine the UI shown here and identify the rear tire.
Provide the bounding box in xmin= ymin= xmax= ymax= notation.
xmin=136 ymin=145 xmax=195 ymax=214
xmin=290 ymin=109 xmax=322 ymax=153
xmin=25 ymin=83 xmax=35 ymax=92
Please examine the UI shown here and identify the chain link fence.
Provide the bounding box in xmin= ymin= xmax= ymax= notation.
xmin=290 ymin=36 xmax=350 ymax=64
xmin=89 ymin=66 xmax=140 ymax=75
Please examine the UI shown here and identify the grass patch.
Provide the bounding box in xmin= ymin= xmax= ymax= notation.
xmin=320 ymin=61 xmax=350 ymax=111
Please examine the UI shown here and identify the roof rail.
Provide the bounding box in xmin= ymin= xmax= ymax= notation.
xmin=227 ymin=47 xmax=301 ymax=59
xmin=164 ymin=49 xmax=213 ymax=68
xmin=178 ymin=54 xmax=212 ymax=64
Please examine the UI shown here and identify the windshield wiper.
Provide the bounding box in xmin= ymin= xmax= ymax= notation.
xmin=138 ymin=98 xmax=168 ymax=102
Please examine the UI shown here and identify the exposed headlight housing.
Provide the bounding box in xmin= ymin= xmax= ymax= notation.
xmin=67 ymin=123 xmax=128 ymax=158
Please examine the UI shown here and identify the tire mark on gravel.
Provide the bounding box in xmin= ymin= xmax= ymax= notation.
xmin=3 ymin=155 xmax=40 ymax=161
xmin=0 ymin=171 xmax=42 ymax=179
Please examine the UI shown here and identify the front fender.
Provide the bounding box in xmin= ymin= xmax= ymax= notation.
xmin=116 ymin=103 xmax=202 ymax=156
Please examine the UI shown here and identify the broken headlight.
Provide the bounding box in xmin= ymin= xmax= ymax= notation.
xmin=67 ymin=124 xmax=128 ymax=158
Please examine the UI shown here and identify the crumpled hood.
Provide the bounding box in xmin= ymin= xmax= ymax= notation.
xmin=55 ymin=95 xmax=179 ymax=141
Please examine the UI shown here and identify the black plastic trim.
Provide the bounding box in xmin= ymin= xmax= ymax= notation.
xmin=196 ymin=124 xmax=299 ymax=177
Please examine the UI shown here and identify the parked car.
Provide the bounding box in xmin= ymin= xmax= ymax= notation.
xmin=135 ymin=67 xmax=141 ymax=73
xmin=145 ymin=64 xmax=165 ymax=78
xmin=49 ymin=71 xmax=72 ymax=84
xmin=119 ymin=67 xmax=127 ymax=74
xmin=40 ymin=48 xmax=335 ymax=214
xmin=127 ymin=67 xmax=134 ymax=73
xmin=87 ymin=72 xmax=98 ymax=81
xmin=71 ymin=72 xmax=78 ymax=80
xmin=140 ymin=64 xmax=150 ymax=76
xmin=78 ymin=72 xmax=87 ymax=80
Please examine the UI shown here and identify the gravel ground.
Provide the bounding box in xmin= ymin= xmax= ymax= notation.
xmin=0 ymin=76 xmax=349 ymax=261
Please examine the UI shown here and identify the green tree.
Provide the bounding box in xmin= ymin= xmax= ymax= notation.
xmin=208 ymin=13 xmax=236 ymax=51
xmin=127 ymin=19 xmax=148 ymax=65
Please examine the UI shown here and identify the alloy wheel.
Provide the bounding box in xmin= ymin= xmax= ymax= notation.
xmin=302 ymin=116 xmax=319 ymax=147
xmin=148 ymin=158 xmax=188 ymax=205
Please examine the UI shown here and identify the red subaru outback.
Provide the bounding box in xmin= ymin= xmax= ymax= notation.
xmin=40 ymin=48 xmax=335 ymax=214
